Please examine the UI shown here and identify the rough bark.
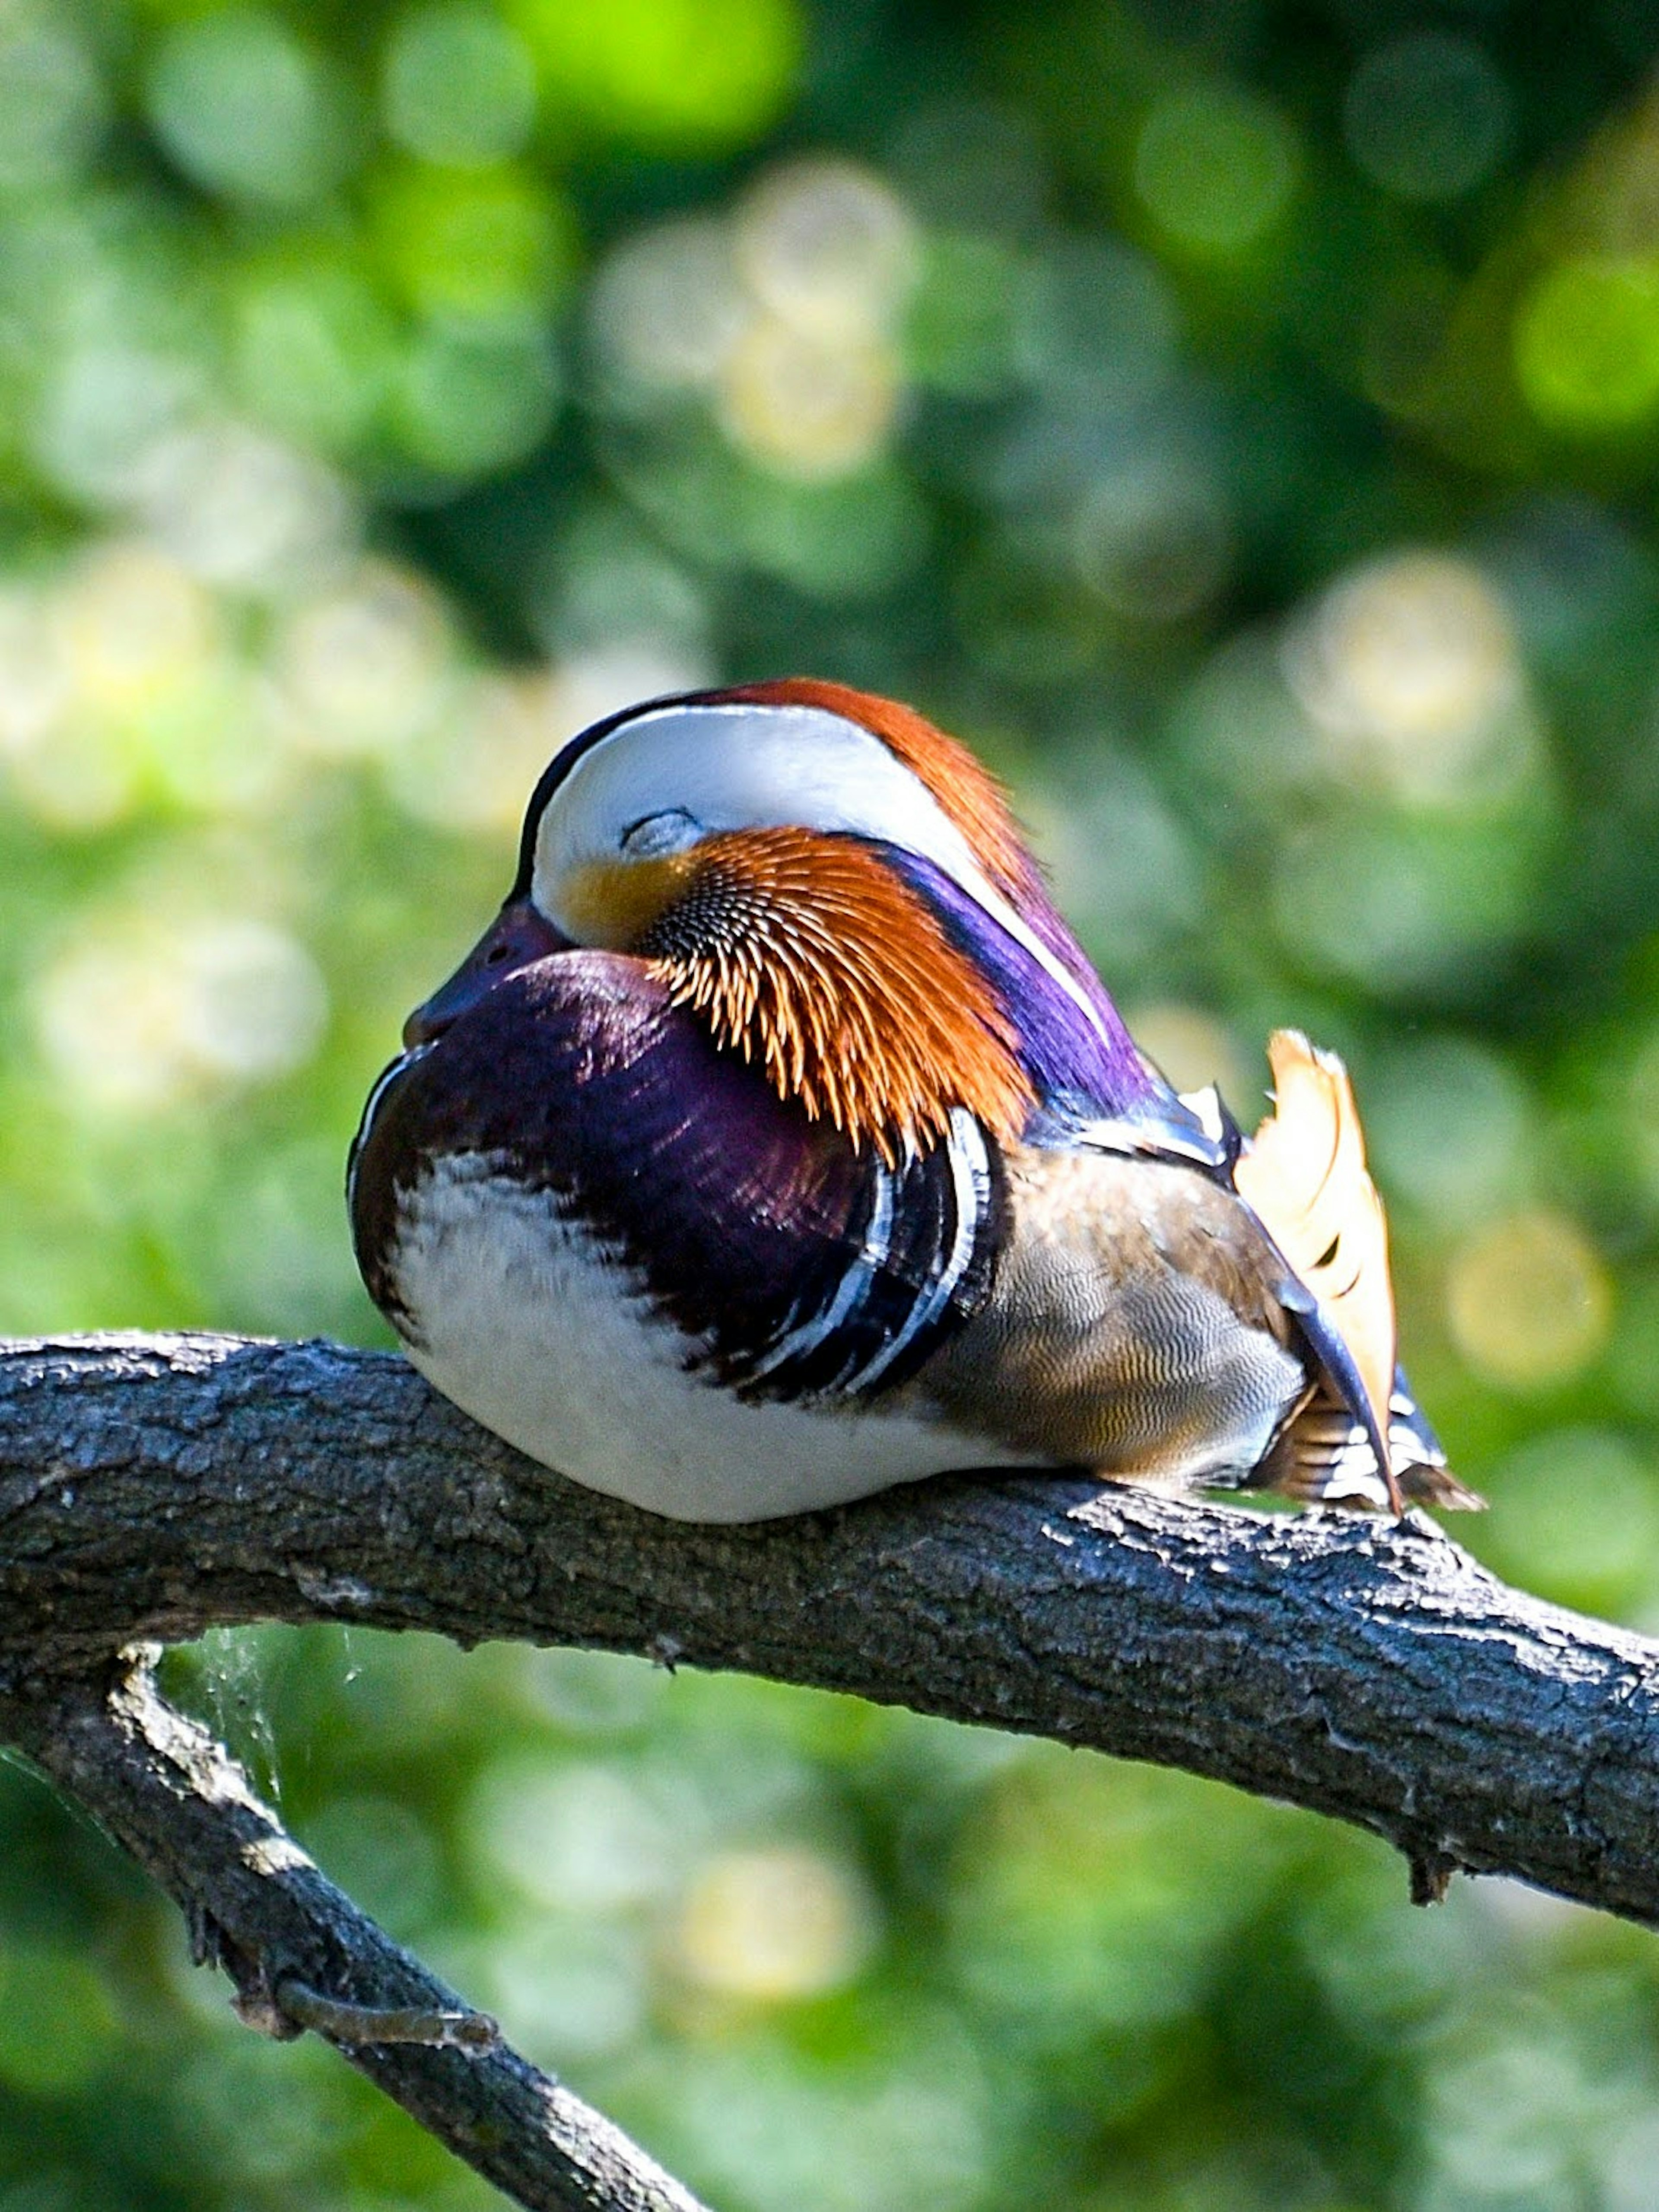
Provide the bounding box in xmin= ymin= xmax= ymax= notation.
xmin=0 ymin=1659 xmax=709 ymax=2212
xmin=3 ymin=1331 xmax=1657 ymax=2206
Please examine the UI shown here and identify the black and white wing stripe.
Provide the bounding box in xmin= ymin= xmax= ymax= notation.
xmin=732 ymin=1109 xmax=1004 ymax=1404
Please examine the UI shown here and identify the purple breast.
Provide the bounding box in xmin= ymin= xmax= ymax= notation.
xmin=348 ymin=947 xmax=1004 ymax=1400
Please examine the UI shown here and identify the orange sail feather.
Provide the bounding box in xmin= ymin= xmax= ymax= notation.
xmin=1233 ymin=1029 xmax=1401 ymax=1506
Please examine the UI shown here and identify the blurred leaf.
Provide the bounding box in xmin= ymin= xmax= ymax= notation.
xmin=509 ymin=0 xmax=801 ymax=153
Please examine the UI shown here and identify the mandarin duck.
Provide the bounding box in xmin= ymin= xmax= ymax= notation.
xmin=349 ymin=679 xmax=1479 ymax=1523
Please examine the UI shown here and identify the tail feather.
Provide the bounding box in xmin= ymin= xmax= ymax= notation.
xmin=1250 ymin=1377 xmax=1484 ymax=1513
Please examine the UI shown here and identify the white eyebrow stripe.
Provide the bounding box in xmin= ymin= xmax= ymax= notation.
xmin=539 ymin=700 xmax=1111 ymax=1046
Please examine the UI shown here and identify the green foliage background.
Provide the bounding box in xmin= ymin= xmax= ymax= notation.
xmin=4 ymin=0 xmax=1659 ymax=2205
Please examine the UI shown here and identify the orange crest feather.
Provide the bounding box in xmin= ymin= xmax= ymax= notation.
xmin=639 ymin=828 xmax=1033 ymax=1163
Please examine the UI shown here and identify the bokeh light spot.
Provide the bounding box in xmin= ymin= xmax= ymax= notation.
xmin=4 ymin=716 xmax=140 ymax=830
xmin=1134 ymin=83 xmax=1299 ymax=255
xmin=1445 ymin=1209 xmax=1612 ymax=1391
xmin=0 ymin=586 xmax=70 ymax=755
xmin=481 ymin=1917 xmax=648 ymax=2063
xmin=146 ymin=10 xmax=354 ymax=208
xmin=718 ymin=316 xmax=899 ymax=479
xmin=472 ymin=1756 xmax=688 ymax=1912
xmin=134 ymin=425 xmax=357 ymax=595
xmin=676 ymin=1846 xmax=874 ymax=2003
xmin=382 ymin=1 xmax=537 ymax=169
xmin=385 ymin=669 xmax=562 ymax=832
xmin=34 ymin=914 xmax=328 ymax=1111
xmin=593 ymin=160 xmax=918 ymax=474
xmin=1515 ymin=257 xmax=1659 ymax=432
xmin=153 ymin=920 xmax=329 ymax=1083
xmin=374 ymin=161 xmax=573 ymax=328
xmin=32 ymin=343 xmax=202 ymax=507
xmin=1284 ymin=552 xmax=1530 ymax=802
xmin=56 ymin=540 xmax=217 ymax=709
xmin=1344 ymin=33 xmax=1513 ymax=203
xmin=693 ymin=161 xmax=916 ymax=475
xmin=590 ymin=217 xmax=749 ymax=392
xmin=276 ymin=559 xmax=453 ymax=762
xmin=734 ymin=159 xmax=917 ymax=342
xmin=0 ymin=6 xmax=106 ymax=190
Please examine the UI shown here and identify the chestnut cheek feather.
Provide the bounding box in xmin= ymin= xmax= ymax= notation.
xmin=637 ymin=828 xmax=1034 ymax=1165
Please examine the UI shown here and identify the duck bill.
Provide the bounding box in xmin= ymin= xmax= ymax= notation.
xmin=402 ymin=897 xmax=572 ymax=1048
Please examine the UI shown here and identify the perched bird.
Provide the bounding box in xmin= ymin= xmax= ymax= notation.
xmin=350 ymin=678 xmax=1478 ymax=1522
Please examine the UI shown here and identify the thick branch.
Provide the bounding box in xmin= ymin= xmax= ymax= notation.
xmin=3 ymin=1332 xmax=1658 ymax=1928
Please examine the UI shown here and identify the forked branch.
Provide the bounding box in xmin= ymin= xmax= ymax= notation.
xmin=0 ymin=1657 xmax=708 ymax=2212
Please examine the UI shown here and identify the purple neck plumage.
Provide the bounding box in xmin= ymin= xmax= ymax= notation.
xmin=880 ymin=848 xmax=1170 ymax=1133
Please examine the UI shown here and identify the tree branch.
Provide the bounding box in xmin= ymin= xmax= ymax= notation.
xmin=0 ymin=1654 xmax=710 ymax=2212
xmin=3 ymin=1330 xmax=1659 ymax=2203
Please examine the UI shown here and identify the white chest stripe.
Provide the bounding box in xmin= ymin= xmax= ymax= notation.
xmin=742 ymin=1163 xmax=896 ymax=1385
xmin=843 ymin=1111 xmax=988 ymax=1394
xmin=736 ymin=1108 xmax=991 ymax=1401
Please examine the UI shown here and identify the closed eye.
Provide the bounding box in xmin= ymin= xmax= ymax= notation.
xmin=620 ymin=808 xmax=702 ymax=858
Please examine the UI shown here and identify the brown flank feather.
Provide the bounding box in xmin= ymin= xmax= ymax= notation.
xmin=717 ymin=679 xmax=1035 ymax=897
xmin=637 ymin=827 xmax=1033 ymax=1163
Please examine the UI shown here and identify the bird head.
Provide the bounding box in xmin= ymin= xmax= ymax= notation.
xmin=407 ymin=679 xmax=1163 ymax=1164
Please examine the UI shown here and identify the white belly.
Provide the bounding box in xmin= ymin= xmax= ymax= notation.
xmin=390 ymin=1163 xmax=1036 ymax=1522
